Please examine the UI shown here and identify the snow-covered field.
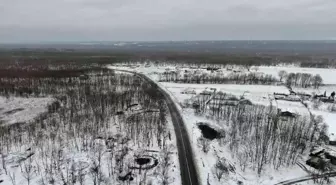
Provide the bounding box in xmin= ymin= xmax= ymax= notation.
xmin=159 ymin=82 xmax=314 ymax=117
xmin=160 ymin=82 xmax=289 ymax=106
xmin=0 ymin=96 xmax=54 ymax=125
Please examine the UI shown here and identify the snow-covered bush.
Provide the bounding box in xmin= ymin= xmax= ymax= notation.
xmin=328 ymin=103 xmax=336 ymax=112
xmin=313 ymin=100 xmax=322 ymax=109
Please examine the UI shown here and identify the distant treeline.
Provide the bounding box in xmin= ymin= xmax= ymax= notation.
xmin=0 ymin=68 xmax=112 ymax=78
xmin=159 ymin=72 xmax=278 ymax=85
xmin=0 ymin=50 xmax=336 ymax=68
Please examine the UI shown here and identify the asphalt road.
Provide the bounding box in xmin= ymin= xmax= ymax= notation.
xmin=115 ymin=69 xmax=200 ymax=185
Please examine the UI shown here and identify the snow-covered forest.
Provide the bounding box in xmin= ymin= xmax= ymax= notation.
xmin=0 ymin=66 xmax=180 ymax=185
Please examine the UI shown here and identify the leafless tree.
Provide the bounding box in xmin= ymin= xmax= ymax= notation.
xmin=313 ymin=74 xmax=323 ymax=89
xmin=198 ymin=137 xmax=210 ymax=153
xmin=158 ymin=145 xmax=173 ymax=185
xmin=8 ymin=171 xmax=16 ymax=185
xmin=22 ymin=158 xmax=34 ymax=185
xmin=212 ymin=158 xmax=232 ymax=182
xmin=1 ymin=152 xmax=7 ymax=175
xmin=278 ymin=70 xmax=288 ymax=82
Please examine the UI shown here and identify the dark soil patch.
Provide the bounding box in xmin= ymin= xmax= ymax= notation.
xmin=306 ymin=157 xmax=328 ymax=171
xmin=11 ymin=122 xmax=26 ymax=126
xmin=116 ymin=111 xmax=124 ymax=115
xmin=239 ymin=99 xmax=253 ymax=105
xmin=145 ymin=109 xmax=160 ymax=113
xmin=48 ymin=101 xmax=61 ymax=113
xmin=130 ymin=155 xmax=158 ymax=170
xmin=3 ymin=108 xmax=24 ymax=115
xmin=325 ymin=152 xmax=336 ymax=165
xmin=118 ymin=172 xmax=134 ymax=182
xmin=127 ymin=104 xmax=138 ymax=110
xmin=280 ymin=111 xmax=297 ymax=118
xmin=135 ymin=157 xmax=150 ymax=165
xmin=197 ymin=123 xmax=223 ymax=140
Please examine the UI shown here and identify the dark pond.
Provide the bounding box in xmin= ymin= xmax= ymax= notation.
xmin=197 ymin=123 xmax=223 ymax=140
xmin=135 ymin=157 xmax=151 ymax=165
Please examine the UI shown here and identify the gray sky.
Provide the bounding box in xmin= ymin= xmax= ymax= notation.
xmin=1 ymin=0 xmax=336 ymax=42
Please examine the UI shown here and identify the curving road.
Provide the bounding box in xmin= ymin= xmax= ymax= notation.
xmin=114 ymin=69 xmax=200 ymax=185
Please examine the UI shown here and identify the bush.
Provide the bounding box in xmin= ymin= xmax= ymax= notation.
xmin=328 ymin=104 xmax=336 ymax=112
xmin=313 ymin=100 xmax=322 ymax=109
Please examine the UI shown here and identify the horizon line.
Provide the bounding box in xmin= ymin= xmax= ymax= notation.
xmin=1 ymin=39 xmax=336 ymax=45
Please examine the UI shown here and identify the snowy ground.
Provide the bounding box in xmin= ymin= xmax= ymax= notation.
xmin=0 ymin=96 xmax=54 ymax=125
xmin=0 ymin=117 xmax=181 ymax=185
xmin=109 ymin=64 xmax=336 ymax=185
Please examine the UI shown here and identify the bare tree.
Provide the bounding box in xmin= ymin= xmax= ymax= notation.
xmin=78 ymin=165 xmax=86 ymax=185
xmin=8 ymin=171 xmax=16 ymax=185
xmin=278 ymin=70 xmax=288 ymax=82
xmin=90 ymin=144 xmax=105 ymax=185
xmin=212 ymin=158 xmax=232 ymax=182
xmin=22 ymin=158 xmax=34 ymax=185
xmin=158 ymin=145 xmax=173 ymax=185
xmin=1 ymin=152 xmax=7 ymax=175
xmin=313 ymin=74 xmax=323 ymax=89
xmin=198 ymin=137 xmax=210 ymax=153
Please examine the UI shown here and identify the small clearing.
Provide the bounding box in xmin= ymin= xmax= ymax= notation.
xmin=0 ymin=96 xmax=54 ymax=125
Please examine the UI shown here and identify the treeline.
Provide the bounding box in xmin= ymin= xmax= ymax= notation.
xmin=159 ymin=72 xmax=278 ymax=85
xmin=284 ymin=72 xmax=323 ymax=88
xmin=137 ymin=53 xmax=336 ymax=68
xmin=2 ymin=49 xmax=336 ymax=70
xmin=0 ymin=53 xmax=126 ymax=69
xmin=0 ymin=68 xmax=115 ymax=97
xmin=0 ymin=68 xmax=112 ymax=78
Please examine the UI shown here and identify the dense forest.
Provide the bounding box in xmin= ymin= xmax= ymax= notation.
xmin=1 ymin=48 xmax=336 ymax=69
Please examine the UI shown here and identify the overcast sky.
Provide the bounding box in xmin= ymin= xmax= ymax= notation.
xmin=1 ymin=0 xmax=336 ymax=42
